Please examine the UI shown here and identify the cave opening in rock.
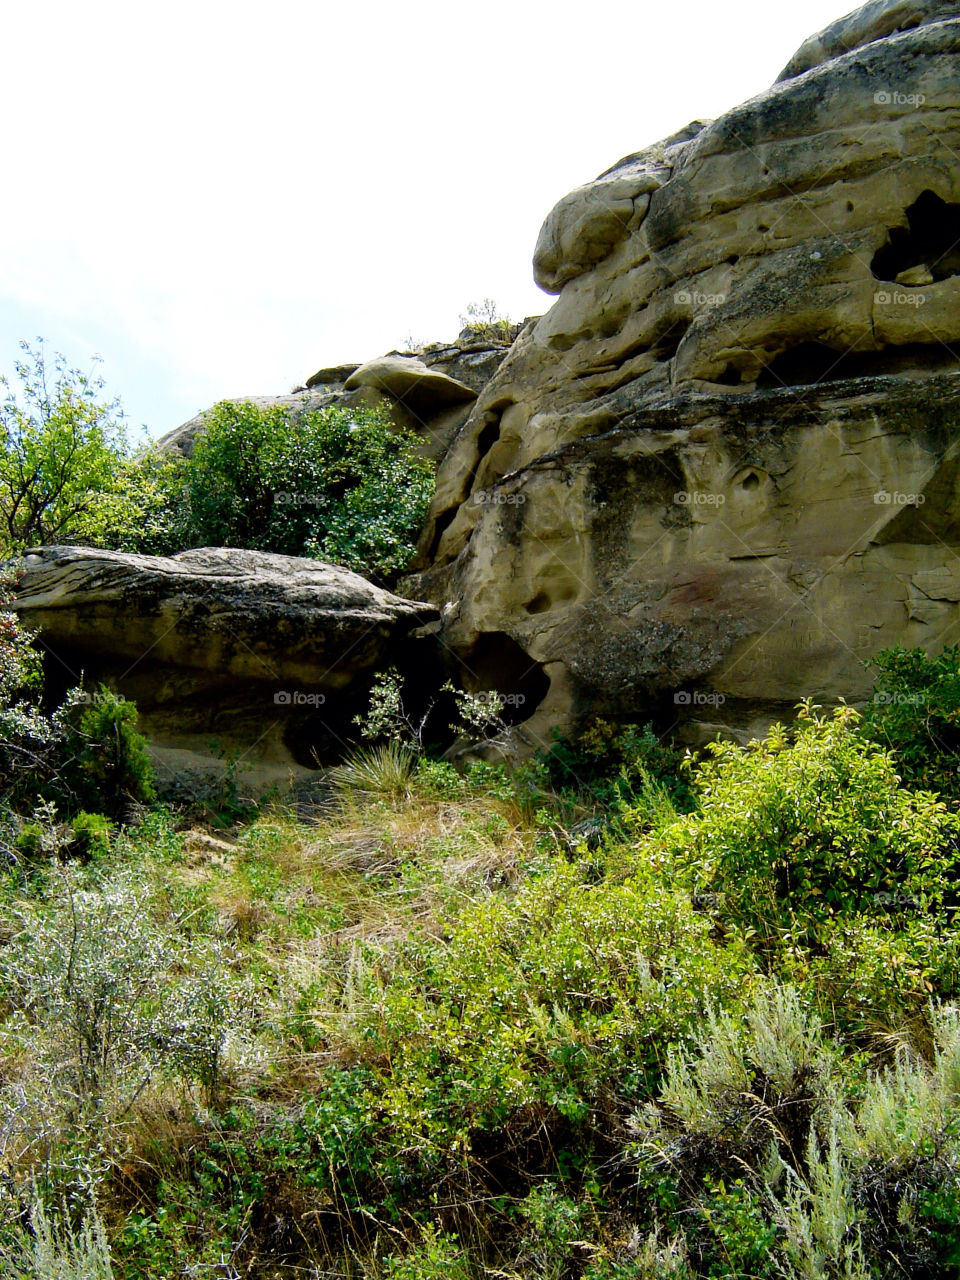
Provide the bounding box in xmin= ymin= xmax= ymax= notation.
xmin=427 ymin=505 xmax=460 ymax=562
xmin=872 ymin=190 xmax=960 ymax=282
xmin=474 ymin=410 xmax=503 ymax=466
xmin=454 ymin=631 xmax=550 ymax=727
xmin=653 ymin=319 xmax=691 ymax=363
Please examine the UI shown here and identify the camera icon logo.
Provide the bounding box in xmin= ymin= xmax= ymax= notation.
xmin=674 ymin=691 xmax=692 ymax=705
xmin=274 ymin=691 xmax=292 ymax=705
xmin=874 ymin=90 xmax=891 ymax=104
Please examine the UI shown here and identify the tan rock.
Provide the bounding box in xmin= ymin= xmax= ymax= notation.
xmin=403 ymin=1 xmax=960 ymax=746
xmin=344 ymin=356 xmax=476 ymax=418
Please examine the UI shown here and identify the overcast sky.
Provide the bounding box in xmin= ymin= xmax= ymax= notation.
xmin=1 ymin=0 xmax=849 ymax=441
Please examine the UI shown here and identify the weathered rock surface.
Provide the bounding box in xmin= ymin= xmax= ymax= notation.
xmin=13 ymin=546 xmax=437 ymax=793
xmin=403 ymin=0 xmax=960 ymax=748
xmin=343 ymin=356 xmax=476 ymax=413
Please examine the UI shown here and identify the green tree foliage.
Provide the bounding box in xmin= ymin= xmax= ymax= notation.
xmin=180 ymin=398 xmax=434 ymax=578
xmin=862 ymin=643 xmax=960 ymax=800
xmin=57 ymin=688 xmax=156 ymax=820
xmin=0 ymin=343 xmax=434 ymax=582
xmin=649 ymin=703 xmax=959 ymax=950
xmin=0 ymin=341 xmax=133 ymax=555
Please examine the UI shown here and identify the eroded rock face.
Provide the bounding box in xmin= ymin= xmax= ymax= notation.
xmin=404 ymin=0 xmax=960 ymax=747
xmin=13 ymin=546 xmax=438 ymax=793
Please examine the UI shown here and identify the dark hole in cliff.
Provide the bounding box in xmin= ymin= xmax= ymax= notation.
xmin=283 ymin=690 xmax=372 ymax=768
xmin=872 ymin=190 xmax=960 ymax=282
xmin=654 ymin=319 xmax=690 ymax=363
xmin=454 ymin=631 xmax=549 ymax=727
xmin=725 ymin=254 xmax=740 ymax=266
xmin=427 ymin=505 xmax=460 ymax=562
xmin=715 ymin=363 xmax=744 ymax=385
xmin=463 ymin=403 xmax=510 ymax=501
xmin=755 ymin=340 xmax=960 ymax=387
xmin=740 ymin=470 xmax=761 ymax=490
xmin=285 ymin=635 xmax=460 ymax=766
xmin=474 ymin=410 xmax=503 ymax=466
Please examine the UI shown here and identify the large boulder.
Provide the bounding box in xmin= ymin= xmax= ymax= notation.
xmin=403 ymin=0 xmax=960 ymax=749
xmin=13 ymin=546 xmax=438 ymax=794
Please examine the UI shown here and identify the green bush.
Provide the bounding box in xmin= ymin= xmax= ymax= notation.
xmin=0 ymin=863 xmax=229 ymax=1118
xmin=179 ymin=398 xmax=434 ymax=579
xmin=0 ymin=1192 xmax=115 ymax=1280
xmin=0 ymin=341 xmax=140 ymax=557
xmin=546 ymin=719 xmax=695 ymax=816
xmin=651 ymin=704 xmax=959 ymax=952
xmin=279 ymin=859 xmax=755 ymax=1203
xmin=57 ymin=687 xmax=155 ymax=820
xmin=862 ymin=643 xmax=960 ymax=801
xmin=631 ymin=989 xmax=960 ymax=1279
xmin=64 ymin=812 xmax=114 ymax=862
xmin=381 ymin=1226 xmax=472 ymax=1279
xmin=0 ymin=612 xmax=155 ymax=819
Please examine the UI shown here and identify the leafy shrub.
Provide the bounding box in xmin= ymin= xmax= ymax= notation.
xmin=289 ymin=860 xmax=755 ymax=1201
xmin=517 ymin=1181 xmax=592 ymax=1280
xmin=651 ymin=704 xmax=959 ymax=952
xmin=56 ymin=687 xmax=155 ymax=820
xmin=0 ymin=571 xmax=154 ymax=820
xmin=631 ymin=986 xmax=839 ymax=1191
xmin=0 ymin=341 xmax=157 ymax=558
xmin=0 ymin=863 xmax=229 ymax=1122
xmin=180 ymin=398 xmax=434 ymax=579
xmin=862 ymin=644 xmax=960 ymax=801
xmin=0 ymin=578 xmax=54 ymax=794
xmin=381 ymin=1225 xmax=472 ymax=1279
xmin=546 ymin=719 xmax=695 ymax=816
xmin=63 ymin=812 xmax=114 ymax=862
xmin=95 ymin=447 xmax=189 ymax=555
xmin=631 ymin=991 xmax=960 ymax=1279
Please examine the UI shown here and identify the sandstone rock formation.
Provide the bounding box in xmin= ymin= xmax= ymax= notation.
xmin=403 ymin=0 xmax=960 ymax=748
xmin=13 ymin=546 xmax=437 ymax=794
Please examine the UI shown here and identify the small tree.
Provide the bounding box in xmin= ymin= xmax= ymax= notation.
xmin=458 ymin=299 xmax=513 ymax=341
xmin=0 ymin=341 xmax=132 ymax=555
xmin=862 ymin=644 xmax=960 ymax=801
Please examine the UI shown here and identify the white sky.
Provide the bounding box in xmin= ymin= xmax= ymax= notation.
xmin=1 ymin=0 xmax=849 ymax=440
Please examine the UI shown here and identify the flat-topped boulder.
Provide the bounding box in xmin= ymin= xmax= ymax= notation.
xmin=13 ymin=546 xmax=438 ymax=793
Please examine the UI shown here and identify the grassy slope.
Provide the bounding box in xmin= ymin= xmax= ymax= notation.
xmin=3 ymin=726 xmax=960 ymax=1279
